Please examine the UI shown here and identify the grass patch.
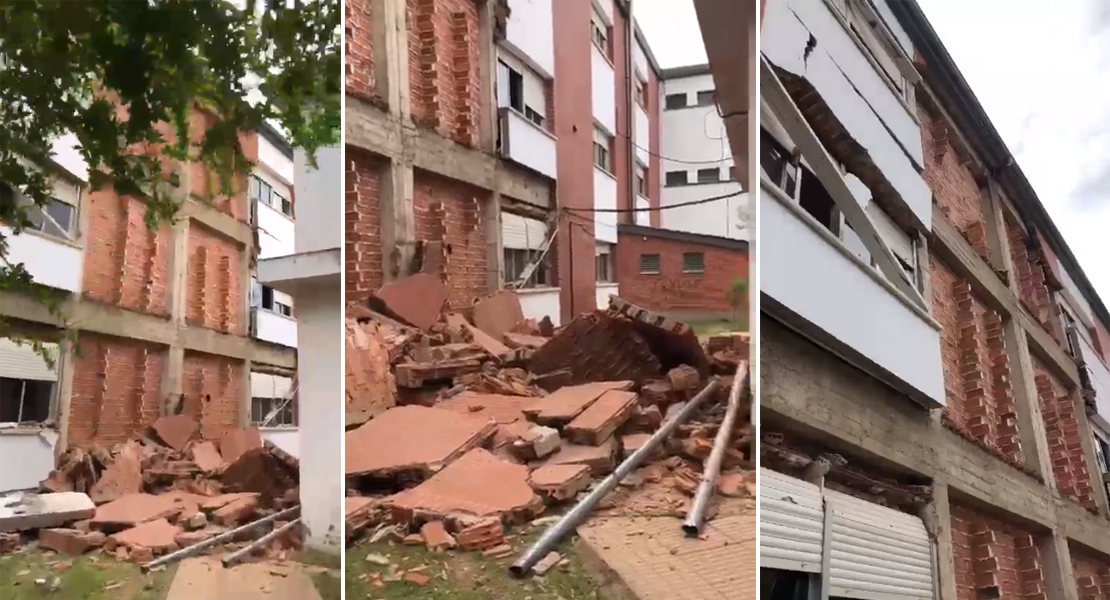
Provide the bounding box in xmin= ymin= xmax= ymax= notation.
xmin=0 ymin=550 xmax=171 ymax=600
xmin=311 ymin=569 xmax=342 ymax=600
xmin=691 ymin=320 xmax=745 ymax=338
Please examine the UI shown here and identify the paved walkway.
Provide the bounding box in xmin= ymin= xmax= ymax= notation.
xmin=164 ymin=557 xmax=323 ymax=600
xmin=578 ymin=507 xmax=757 ymax=600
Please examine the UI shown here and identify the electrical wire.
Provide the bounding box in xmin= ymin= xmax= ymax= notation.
xmin=562 ymin=189 xmax=745 ymax=214
xmin=612 ymin=128 xmax=732 ymax=165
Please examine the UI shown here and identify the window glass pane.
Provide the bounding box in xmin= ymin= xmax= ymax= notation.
xmin=665 ymin=94 xmax=687 ymax=110
xmin=697 ymin=168 xmax=720 ymax=183
xmin=639 ymin=254 xmax=661 ymax=274
xmin=45 ymin=200 xmax=73 ymax=232
xmin=682 ymin=252 xmax=705 ymax=273
xmin=696 ymin=90 xmax=715 ymax=106
xmin=665 ymin=171 xmax=687 ymax=186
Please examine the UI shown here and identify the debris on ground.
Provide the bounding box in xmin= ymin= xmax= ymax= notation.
xmin=344 ymin=277 xmax=754 ymax=569
xmin=1 ymin=415 xmax=301 ymax=565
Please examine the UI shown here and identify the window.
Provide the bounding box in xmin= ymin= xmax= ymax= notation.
xmin=274 ymin=300 xmax=292 ymax=317
xmin=635 ymin=78 xmax=648 ymax=108
xmin=665 ymin=171 xmax=688 ymax=186
xmin=665 ymin=93 xmax=687 ymax=110
xmin=835 ymin=0 xmax=916 ymax=108
xmin=504 ymin=248 xmax=549 ymax=288
xmin=798 ymin=165 xmax=839 ymax=235
xmin=761 ymin=128 xmax=799 ymax=197
xmin=590 ymin=19 xmax=610 ymax=55
xmin=0 ymin=377 xmax=53 ymax=424
xmin=635 ymin=163 xmax=647 ymax=196
xmin=260 ymin=285 xmax=293 ymax=317
xmin=1 ymin=182 xmax=77 ymax=240
xmin=507 ymin=65 xmax=524 ymax=112
xmin=639 ymin=253 xmax=661 ymax=275
xmin=682 ymin=252 xmax=705 ymax=274
xmin=524 ymin=106 xmax=544 ymax=128
xmin=596 ymin=245 xmax=614 ymax=282
xmin=281 ymin=195 xmax=292 ymax=216
xmin=697 ymin=168 xmax=721 ymax=184
xmin=1060 ymin=302 xmax=1080 ymax=357
xmin=696 ymin=90 xmax=716 ymax=107
xmin=728 ymin=166 xmax=737 ymax=181
xmin=251 ymin=396 xmax=295 ymax=427
xmin=593 ymin=127 xmax=612 ymax=172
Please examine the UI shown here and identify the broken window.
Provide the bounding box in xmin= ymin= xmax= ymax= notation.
xmin=1 ymin=181 xmax=77 ymax=240
xmin=593 ymin=127 xmax=612 ymax=173
xmin=507 ymin=65 xmax=524 ymax=112
xmin=797 ymin=164 xmax=840 ymax=235
xmin=596 ymin=244 xmax=614 ymax=283
xmin=0 ymin=377 xmax=53 ymax=424
xmin=504 ymin=248 xmax=549 ymax=288
xmin=760 ymin=128 xmax=798 ymax=197
xmin=682 ymin=252 xmax=705 ymax=274
xmin=665 ymin=171 xmax=688 ymax=186
xmin=251 ymin=396 xmax=295 ymax=427
xmin=639 ymin=253 xmax=661 ymax=275
xmin=696 ymin=90 xmax=716 ymax=107
xmin=665 ymin=93 xmax=687 ymax=110
xmin=1059 ymin=301 xmax=1080 ymax=357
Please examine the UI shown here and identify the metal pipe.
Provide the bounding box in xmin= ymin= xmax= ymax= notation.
xmin=140 ymin=506 xmax=300 ymax=572
xmin=509 ymin=377 xmax=722 ymax=577
xmin=683 ymin=361 xmax=749 ymax=537
xmin=221 ymin=518 xmax=303 ymax=567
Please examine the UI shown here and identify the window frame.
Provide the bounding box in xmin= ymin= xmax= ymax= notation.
xmin=595 ymin=247 xmax=614 ymax=283
xmin=0 ymin=376 xmax=54 ymax=425
xmin=695 ymin=90 xmax=716 ymax=107
xmin=250 ymin=395 xmax=297 ymax=427
xmin=503 ymin=247 xmax=550 ymax=288
xmin=696 ymin=168 xmax=721 ymax=184
xmin=590 ymin=19 xmax=610 ymax=57
xmin=665 ymin=171 xmax=688 ymax=187
xmin=664 ymin=93 xmax=687 ymax=110
xmin=639 ymin=253 xmax=661 ymax=275
xmin=682 ymin=252 xmax=706 ymax=274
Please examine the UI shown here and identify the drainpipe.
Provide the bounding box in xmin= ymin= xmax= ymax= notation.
xmin=625 ymin=0 xmax=636 ymax=222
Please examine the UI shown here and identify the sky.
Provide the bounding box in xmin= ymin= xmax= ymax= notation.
xmin=635 ymin=0 xmax=1110 ymax=307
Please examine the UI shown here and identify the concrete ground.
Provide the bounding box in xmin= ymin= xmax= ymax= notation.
xmin=165 ymin=556 xmax=331 ymax=600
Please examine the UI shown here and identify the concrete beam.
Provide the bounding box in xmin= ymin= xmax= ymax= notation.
xmin=183 ymin=199 xmax=252 ymax=246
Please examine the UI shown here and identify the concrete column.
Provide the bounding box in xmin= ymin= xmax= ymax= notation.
xmin=485 ymin=191 xmax=503 ymax=291
xmin=1005 ymin=318 xmax=1056 ymax=487
xmin=380 ymin=159 xmax=416 ymax=281
xmin=476 ymin=0 xmax=498 ymax=154
xmin=240 ymin=360 xmax=253 ymax=427
xmin=162 ymin=220 xmax=190 ymax=415
xmin=372 ymin=0 xmax=411 ymax=119
xmin=920 ymin=480 xmax=958 ymax=600
xmin=1040 ymin=531 xmax=1080 ymax=600
xmin=1071 ymin=392 xmax=1110 ymax=513
xmin=52 ymin=337 xmax=77 ymax=457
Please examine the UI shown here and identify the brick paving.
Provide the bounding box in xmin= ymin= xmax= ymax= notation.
xmin=578 ymin=509 xmax=756 ymax=600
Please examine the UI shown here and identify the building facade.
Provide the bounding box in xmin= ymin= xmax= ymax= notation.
xmin=344 ymin=0 xmax=663 ymax=326
xmin=746 ymin=0 xmax=1110 ymax=597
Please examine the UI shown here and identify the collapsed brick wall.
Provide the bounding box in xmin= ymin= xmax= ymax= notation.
xmin=345 ymin=0 xmax=375 ymax=101
xmin=1006 ymin=218 xmax=1059 ymax=342
xmin=919 ymin=102 xmax=987 ymax=252
xmin=68 ymin=335 xmax=167 ymax=446
xmin=346 ymin=149 xmax=385 ymax=303
xmin=186 ymin=224 xmax=244 ymax=336
xmin=81 ymin=192 xmax=172 ymax=317
xmin=614 ymin=231 xmax=748 ymax=318
xmin=407 ymin=0 xmax=481 ymax=147
xmin=182 ymin=352 xmax=245 ymax=440
xmin=1072 ymin=548 xmax=1110 ymax=600
xmin=950 ymin=503 xmax=1047 ymax=600
xmin=1033 ymin=358 xmax=1098 ymax=512
xmin=413 ymin=172 xmax=488 ymax=307
xmin=931 ymin=255 xmax=1024 ymax=467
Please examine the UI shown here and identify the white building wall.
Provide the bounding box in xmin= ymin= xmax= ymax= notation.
xmin=591 ymin=46 xmax=617 ymax=134
xmin=594 ymin=168 xmax=618 ymax=243
xmin=257 ymin=202 xmax=296 ymax=260
xmin=500 ymin=109 xmax=558 ymax=179
xmin=1 ymin=226 xmax=84 ymax=293
xmin=259 ymin=136 xmax=295 ymax=187
xmin=634 ymin=105 xmax=650 ymax=165
xmin=295 ymin=147 xmax=341 ymax=255
xmin=517 ymin=288 xmax=561 ymax=326
xmin=0 ymin=431 xmax=56 ymax=493
xmin=504 ymin=0 xmax=554 ymax=77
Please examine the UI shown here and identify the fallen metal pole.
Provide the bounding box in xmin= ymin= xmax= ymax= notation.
xmin=140 ymin=505 xmax=300 ymax=572
xmin=682 ymin=360 xmax=750 ymax=537
xmin=222 ymin=517 xmax=303 ymax=567
xmin=509 ymin=377 xmax=722 ymax=578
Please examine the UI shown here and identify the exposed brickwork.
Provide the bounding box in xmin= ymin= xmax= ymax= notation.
xmin=1072 ymin=548 xmax=1110 ymax=600
xmin=1033 ymin=358 xmax=1098 ymax=512
xmin=185 ymin=224 xmax=243 ymax=336
xmin=345 ymin=0 xmax=375 ymax=101
xmin=951 ymin=503 xmax=1047 ymax=600
xmin=1007 ymin=218 xmax=1060 ymax=343
xmin=69 ymin=335 xmax=167 ymax=446
xmin=407 ymin=0 xmax=481 ymax=147
xmin=919 ymin=102 xmax=986 ymax=239
xmin=182 ymin=352 xmax=245 ymax=441
xmin=81 ymin=191 xmax=171 ymax=317
xmin=615 ymin=230 xmax=748 ymax=319
xmin=346 ymin=149 xmax=385 ymax=303
xmin=412 ymin=172 xmax=489 ymax=307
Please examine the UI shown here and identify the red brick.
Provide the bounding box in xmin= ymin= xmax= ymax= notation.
xmin=211 ymin=496 xmax=259 ymax=526
xmin=38 ymin=529 xmax=106 ymax=556
xmin=420 ymin=520 xmax=456 ymax=551
xmin=182 ymin=352 xmax=245 ymax=441
xmin=951 ymin=504 xmax=1045 ymax=600
xmin=345 ymin=0 xmax=376 ymax=101
xmin=1033 ymin=360 xmax=1097 ymax=512
xmin=186 ymin=224 xmax=243 ymax=336
xmin=412 ymin=172 xmax=490 ymax=307
xmin=69 ymin=335 xmax=167 ymax=446
xmin=1070 ymin=548 xmax=1110 ymax=600
xmin=346 ymin=150 xmax=385 ymax=302
xmin=406 ymin=0 xmax=481 ymax=147
xmin=455 ymin=517 xmax=504 ymax=551
xmin=81 ymin=192 xmax=171 ymax=317
xmin=919 ymin=102 xmax=987 ymax=242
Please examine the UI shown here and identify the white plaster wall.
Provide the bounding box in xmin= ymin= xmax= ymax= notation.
xmin=261 ymin=429 xmax=299 ymax=458
xmin=594 ymin=168 xmax=618 ymax=243
xmin=1 ymin=227 xmax=83 ymax=293
xmin=50 ymin=134 xmax=88 ymax=183
xmin=1056 ymin=258 xmax=1097 ymax=327
xmin=591 ymin=46 xmax=617 ymax=134
xmin=762 ymin=181 xmax=945 ymax=407
xmin=1079 ymin=335 xmax=1110 ymax=431
xmin=256 ymin=309 xmax=298 ymax=348
xmin=503 ymin=110 xmax=558 ymax=179
xmin=635 ymin=197 xmax=650 ymax=226
xmin=593 ymin=0 xmax=613 ymax=26
xmin=517 ymin=288 xmax=561 ymax=326
xmin=873 ymin=0 xmax=914 ymax=58
xmin=660 ymin=183 xmax=746 ymax=240
xmin=633 ymin=39 xmax=649 ymax=79
xmin=0 ymin=431 xmax=56 ymax=493
xmin=257 ymin=202 xmax=296 ymax=260
xmin=294 ymin=146 xmax=341 ymax=255
xmin=258 ymin=136 xmax=295 ymax=186
xmin=634 ymin=105 xmax=650 ymax=165
xmin=596 ymin=283 xmax=619 ymax=309
xmin=763 ymin=0 xmax=930 ymax=228
xmin=662 ymin=74 xmax=733 ymax=168
xmin=505 ymin=0 xmax=554 ymax=77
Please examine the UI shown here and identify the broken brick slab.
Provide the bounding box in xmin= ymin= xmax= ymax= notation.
xmin=174 ymin=526 xmax=226 ymax=548
xmin=0 ymin=492 xmax=96 ymax=533
xmin=607 ymin=296 xmax=710 ymax=376
xmin=538 ymin=437 xmax=618 ymax=476
xmin=219 ymin=428 xmax=263 ymax=465
xmin=667 ymin=365 xmax=701 ymax=395
xmin=472 ymin=290 xmax=525 ymax=341
xmin=409 ymin=342 xmax=485 ymax=363
xmin=528 ymin=464 xmax=592 ymax=502
xmin=387 ymin=448 xmax=543 ymax=523
xmin=88 ymin=443 xmax=143 ymax=505
xmin=38 ymin=528 xmax=106 ymax=555
xmin=435 ymin=392 xmax=541 ymax=425
xmin=563 ymin=390 xmax=638 ymax=446
xmin=523 ymin=381 xmax=634 ymax=427
xmin=151 ymin=414 xmax=199 ymax=451
xmin=372 ymin=272 xmax=449 ymax=330
xmin=345 ymin=497 xmax=378 ymax=539
xmin=92 ymin=494 xmax=188 ymax=530
xmin=445 ymin=313 xmax=514 ymax=360
xmin=189 ymin=441 xmax=224 ymax=473
xmin=510 ymin=425 xmax=561 ymax=461
xmin=345 ymin=405 xmax=498 ymax=477
xmin=421 ymin=520 xmax=456 ymax=551
xmin=394 ymin=358 xmax=484 ymax=388
xmin=628 ymin=405 xmax=663 ymax=432
xmin=346 ymin=318 xmax=398 ymax=428
xmin=109 ymin=518 xmax=181 ymax=554
xmin=199 ymin=493 xmax=259 ymax=512
xmin=220 ymin=447 xmax=298 ymax=504
xmin=455 ymin=518 xmax=505 ymax=551
xmin=503 ymin=332 xmax=549 ymax=350
xmin=528 ymin=312 xmax=662 ymax=385
xmin=211 ymin=495 xmax=259 ymax=526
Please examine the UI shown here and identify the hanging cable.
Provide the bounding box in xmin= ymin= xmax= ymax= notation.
xmin=562 ymin=189 xmax=745 ymax=214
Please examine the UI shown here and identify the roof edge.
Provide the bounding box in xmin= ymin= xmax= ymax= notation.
xmin=617 ymin=223 xmax=750 ymax=251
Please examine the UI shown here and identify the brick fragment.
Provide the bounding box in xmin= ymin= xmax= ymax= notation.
xmin=150 ymin=414 xmax=199 ymax=451
xmin=523 ymin=381 xmax=634 ymax=427
xmin=472 ymin=290 xmax=525 ymax=340
xmin=90 ymin=443 xmax=143 ymax=504
xmin=456 ymin=518 xmax=504 ymax=551
xmin=218 ymin=428 xmax=263 ymax=464
xmin=372 ymin=273 xmax=449 ymax=330
xmin=564 ymin=390 xmax=638 ymax=446
xmin=39 ymin=528 xmax=106 ymax=556
xmin=420 ymin=521 xmax=456 ymax=551
xmin=189 ymin=441 xmax=224 ymax=473
xmin=539 ymin=438 xmax=618 ymax=476
xmin=529 ymin=465 xmax=592 ymax=502
xmin=109 ymin=518 xmax=181 ymax=554
xmin=0 ymin=532 xmax=19 ymax=553
xmin=510 ymin=426 xmax=561 ymax=461
xmin=212 ymin=496 xmax=259 ymax=526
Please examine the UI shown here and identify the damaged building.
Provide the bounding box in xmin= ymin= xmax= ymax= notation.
xmin=0 ymin=117 xmax=298 ymax=491
xmin=729 ymin=0 xmax=1110 ymax=597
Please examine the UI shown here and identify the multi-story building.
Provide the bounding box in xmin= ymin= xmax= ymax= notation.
xmin=343 ymin=0 xmax=665 ymax=326
xmin=733 ymin=0 xmax=1110 ymax=596
xmin=0 ymin=117 xmax=297 ymax=493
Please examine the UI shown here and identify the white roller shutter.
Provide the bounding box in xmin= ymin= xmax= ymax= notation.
xmin=826 ymin=489 xmax=935 ymax=599
xmin=760 ymin=468 xmax=825 ymax=573
xmin=502 ymin=213 xmax=548 ymax=250
xmin=0 ymin=338 xmax=57 ymax=382
xmin=866 ymin=202 xmax=913 ymax=265
xmin=250 ymin=373 xmax=293 ymax=399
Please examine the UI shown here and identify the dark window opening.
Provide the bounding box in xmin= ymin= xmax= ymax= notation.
xmin=682 ymin=252 xmax=705 ymax=274
xmin=504 ymin=248 xmax=549 ymax=288
xmin=508 ymin=67 xmax=524 ymax=112
xmin=524 ymin=106 xmax=544 ymax=128
xmin=665 ymin=171 xmax=688 ymax=187
xmin=798 ymin=165 xmax=840 ymax=235
xmin=761 ymin=129 xmax=798 ymax=197
xmin=665 ymin=93 xmax=687 ymax=110
xmin=596 ymin=251 xmax=613 ymax=283
xmin=696 ymin=90 xmax=716 ymax=107
xmin=761 ymin=568 xmax=811 ymax=600
xmin=697 ymin=168 xmax=721 ymax=184
xmin=639 ymin=253 xmax=661 ymax=275
xmin=593 ymin=140 xmax=611 ymax=172
xmin=0 ymin=377 xmax=53 ymax=423
xmin=251 ymin=396 xmax=296 ymax=426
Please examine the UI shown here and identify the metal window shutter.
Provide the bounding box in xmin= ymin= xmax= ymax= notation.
xmin=759 ymin=468 xmax=825 ymax=573
xmin=250 ymin=373 xmax=293 ymax=399
xmin=501 ymin=213 xmax=547 ymax=250
xmin=0 ymin=339 xmax=57 ymax=382
xmin=866 ymin=202 xmax=913 ymax=264
xmin=825 ymin=489 xmax=935 ymax=599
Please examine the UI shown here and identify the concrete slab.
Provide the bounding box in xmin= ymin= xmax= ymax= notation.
xmin=91 ymin=493 xmax=187 ymax=528
xmin=151 ymin=415 xmax=199 ymax=451
xmin=388 ymin=448 xmax=542 ymax=522
xmin=578 ymin=513 xmax=757 ymax=600
xmin=373 ymin=272 xmax=448 ymax=330
xmin=446 ymin=313 xmax=513 ymax=359
xmin=0 ymin=492 xmax=95 ymax=532
xmin=190 ymin=441 xmax=225 ymax=473
xmin=503 ymin=332 xmax=549 ymax=350
xmin=109 ymin=518 xmax=181 ymax=553
xmin=523 ymin=381 xmax=634 ymax=426
xmin=529 ymin=464 xmax=592 ymax=501
xmin=199 ymin=493 xmax=259 ymax=511
xmin=165 ymin=556 xmax=324 ymax=600
xmin=436 ymin=391 xmax=541 ymax=425
xmin=564 ymin=390 xmax=639 ymax=445
xmin=472 ymin=290 xmax=525 ymax=340
xmin=538 ymin=438 xmax=618 ymax=476
xmin=345 ymin=405 xmax=498 ymax=477
xmin=219 ymin=428 xmax=263 ymax=464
